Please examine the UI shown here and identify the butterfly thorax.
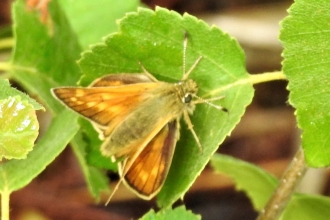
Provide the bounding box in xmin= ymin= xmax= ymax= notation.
xmin=174 ymin=79 xmax=198 ymax=113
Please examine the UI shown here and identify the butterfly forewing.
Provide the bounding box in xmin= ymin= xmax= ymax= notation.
xmin=120 ymin=120 xmax=178 ymax=199
xmin=52 ymin=74 xmax=160 ymax=128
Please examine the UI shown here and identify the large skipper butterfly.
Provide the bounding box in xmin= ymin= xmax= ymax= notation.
xmin=52 ymin=34 xmax=227 ymax=202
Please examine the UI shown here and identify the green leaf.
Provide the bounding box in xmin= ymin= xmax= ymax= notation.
xmin=11 ymin=0 xmax=82 ymax=112
xmin=211 ymin=154 xmax=330 ymax=219
xmin=0 ymin=96 xmax=38 ymax=160
xmin=70 ymin=125 xmax=110 ymax=199
xmin=140 ymin=206 xmax=201 ymax=220
xmin=10 ymin=0 xmax=107 ymax=198
xmin=0 ymin=110 xmax=79 ymax=192
xmin=0 ymin=79 xmax=44 ymax=110
xmin=58 ymin=0 xmax=140 ymax=49
xmin=281 ymin=194 xmax=330 ymax=220
xmin=79 ymin=7 xmax=253 ymax=207
xmin=79 ymin=118 xmax=117 ymax=170
xmin=210 ymin=154 xmax=278 ymax=211
xmin=280 ymin=0 xmax=330 ymax=167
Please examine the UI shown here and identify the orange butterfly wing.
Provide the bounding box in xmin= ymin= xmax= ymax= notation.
xmin=54 ymin=74 xmax=180 ymax=200
xmin=52 ymin=74 xmax=160 ymax=134
xmin=119 ymin=120 xmax=178 ymax=199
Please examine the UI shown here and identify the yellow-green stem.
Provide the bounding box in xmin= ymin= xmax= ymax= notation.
xmin=249 ymin=71 xmax=286 ymax=84
xmin=0 ymin=62 xmax=12 ymax=79
xmin=1 ymin=188 xmax=10 ymax=220
xmin=0 ymin=62 xmax=12 ymax=72
xmin=209 ymin=71 xmax=286 ymax=96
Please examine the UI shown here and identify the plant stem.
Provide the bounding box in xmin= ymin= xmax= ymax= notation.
xmin=210 ymin=71 xmax=286 ymax=96
xmin=1 ymin=188 xmax=10 ymax=220
xmin=0 ymin=38 xmax=14 ymax=50
xmin=257 ymin=148 xmax=308 ymax=220
xmin=0 ymin=62 xmax=12 ymax=79
xmin=0 ymin=62 xmax=12 ymax=72
xmin=249 ymin=71 xmax=286 ymax=84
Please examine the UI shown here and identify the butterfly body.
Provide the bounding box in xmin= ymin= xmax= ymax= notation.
xmin=106 ymin=79 xmax=197 ymax=153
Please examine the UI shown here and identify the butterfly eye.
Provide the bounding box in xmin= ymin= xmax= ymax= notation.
xmin=183 ymin=93 xmax=192 ymax=103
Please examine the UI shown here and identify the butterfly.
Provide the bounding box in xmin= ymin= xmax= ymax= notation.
xmin=51 ymin=34 xmax=227 ymax=202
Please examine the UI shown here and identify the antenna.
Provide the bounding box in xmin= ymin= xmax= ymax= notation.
xmin=182 ymin=32 xmax=188 ymax=78
xmin=192 ymin=94 xmax=228 ymax=112
xmin=182 ymin=32 xmax=203 ymax=80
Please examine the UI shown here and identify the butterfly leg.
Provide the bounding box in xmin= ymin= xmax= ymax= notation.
xmin=183 ymin=110 xmax=203 ymax=152
xmin=105 ymin=157 xmax=128 ymax=205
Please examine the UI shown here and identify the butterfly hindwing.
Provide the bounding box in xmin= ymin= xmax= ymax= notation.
xmin=90 ymin=74 xmax=154 ymax=87
xmin=119 ymin=120 xmax=178 ymax=199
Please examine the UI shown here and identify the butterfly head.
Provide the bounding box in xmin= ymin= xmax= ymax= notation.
xmin=175 ymin=79 xmax=198 ymax=112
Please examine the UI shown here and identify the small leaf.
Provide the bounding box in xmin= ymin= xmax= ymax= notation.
xmin=281 ymin=194 xmax=330 ymax=220
xmin=79 ymin=7 xmax=253 ymax=207
xmin=0 ymin=109 xmax=79 ymax=192
xmin=280 ymin=0 xmax=330 ymax=167
xmin=140 ymin=206 xmax=201 ymax=220
xmin=0 ymin=96 xmax=38 ymax=160
xmin=0 ymin=79 xmax=43 ymax=111
xmin=211 ymin=153 xmax=278 ymax=210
